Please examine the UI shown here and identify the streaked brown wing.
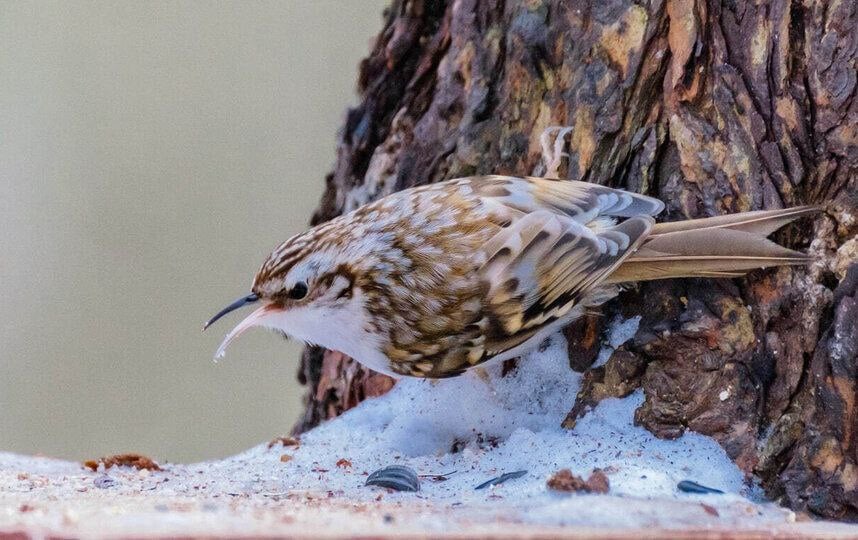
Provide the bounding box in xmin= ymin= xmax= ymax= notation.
xmin=393 ymin=176 xmax=661 ymax=377
xmin=466 ymin=176 xmax=662 ymax=360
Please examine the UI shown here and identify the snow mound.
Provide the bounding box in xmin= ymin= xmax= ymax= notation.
xmin=240 ymin=330 xmax=747 ymax=503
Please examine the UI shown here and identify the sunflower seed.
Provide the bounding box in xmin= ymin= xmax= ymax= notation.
xmin=475 ymin=470 xmax=527 ymax=490
xmin=365 ymin=465 xmax=419 ymax=492
xmin=677 ymin=480 xmax=724 ymax=494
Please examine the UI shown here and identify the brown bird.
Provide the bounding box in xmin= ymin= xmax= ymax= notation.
xmin=204 ymin=171 xmax=814 ymax=379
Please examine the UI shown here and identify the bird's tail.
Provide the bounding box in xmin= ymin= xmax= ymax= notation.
xmin=605 ymin=206 xmax=818 ymax=284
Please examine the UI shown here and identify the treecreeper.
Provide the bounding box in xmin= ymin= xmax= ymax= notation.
xmin=205 ymin=128 xmax=816 ymax=379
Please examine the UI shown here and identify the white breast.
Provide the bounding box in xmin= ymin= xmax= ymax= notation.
xmin=262 ymin=290 xmax=398 ymax=378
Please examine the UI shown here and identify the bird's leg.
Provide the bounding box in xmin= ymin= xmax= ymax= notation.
xmin=539 ymin=126 xmax=573 ymax=179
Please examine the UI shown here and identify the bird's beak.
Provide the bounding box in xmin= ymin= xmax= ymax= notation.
xmin=203 ymin=293 xmax=259 ymax=330
xmin=203 ymin=293 xmax=282 ymax=361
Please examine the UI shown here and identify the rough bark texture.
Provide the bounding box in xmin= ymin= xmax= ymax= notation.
xmin=293 ymin=0 xmax=858 ymax=519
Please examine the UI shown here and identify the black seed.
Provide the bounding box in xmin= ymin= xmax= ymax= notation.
xmin=365 ymin=465 xmax=419 ymax=492
xmin=677 ymin=480 xmax=724 ymax=494
xmin=474 ymin=470 xmax=528 ymax=490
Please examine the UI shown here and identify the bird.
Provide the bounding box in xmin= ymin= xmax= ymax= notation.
xmin=204 ymin=126 xmax=816 ymax=379
xmin=203 ymin=171 xmax=816 ymax=379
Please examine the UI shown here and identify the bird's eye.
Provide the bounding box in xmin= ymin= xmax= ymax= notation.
xmin=288 ymin=281 xmax=308 ymax=300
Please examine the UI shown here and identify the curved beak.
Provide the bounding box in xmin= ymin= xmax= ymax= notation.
xmin=204 ymin=293 xmax=284 ymax=361
xmin=212 ymin=303 xmax=283 ymax=360
xmin=203 ymin=293 xmax=259 ymax=331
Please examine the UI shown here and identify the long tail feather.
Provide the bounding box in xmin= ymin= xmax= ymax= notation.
xmin=605 ymin=207 xmax=818 ymax=284
xmin=648 ymin=206 xmax=819 ymax=236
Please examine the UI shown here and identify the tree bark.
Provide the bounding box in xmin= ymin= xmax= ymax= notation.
xmin=293 ymin=0 xmax=858 ymax=519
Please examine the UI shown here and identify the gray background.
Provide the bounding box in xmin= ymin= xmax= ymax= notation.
xmin=0 ymin=1 xmax=386 ymax=463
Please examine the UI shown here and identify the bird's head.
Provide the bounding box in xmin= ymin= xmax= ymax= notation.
xmin=204 ymin=229 xmax=364 ymax=360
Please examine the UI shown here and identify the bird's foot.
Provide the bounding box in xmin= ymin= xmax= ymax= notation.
xmin=538 ymin=126 xmax=573 ymax=179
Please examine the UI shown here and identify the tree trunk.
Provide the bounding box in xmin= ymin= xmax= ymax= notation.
xmin=293 ymin=0 xmax=858 ymax=519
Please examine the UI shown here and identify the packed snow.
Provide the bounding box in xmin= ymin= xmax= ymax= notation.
xmin=263 ymin=329 xmax=746 ymax=503
xmin=5 ymin=319 xmax=850 ymax=536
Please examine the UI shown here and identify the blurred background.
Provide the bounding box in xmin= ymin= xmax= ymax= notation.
xmin=0 ymin=1 xmax=387 ymax=463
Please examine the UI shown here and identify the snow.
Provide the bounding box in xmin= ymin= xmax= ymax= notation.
xmin=3 ymin=321 xmax=856 ymax=536
xmin=592 ymin=314 xmax=641 ymax=368
xmin=270 ymin=331 xmax=744 ymax=502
